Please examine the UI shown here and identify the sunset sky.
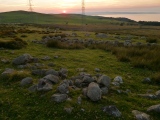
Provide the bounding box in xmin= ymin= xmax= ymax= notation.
xmin=0 ymin=0 xmax=160 ymax=14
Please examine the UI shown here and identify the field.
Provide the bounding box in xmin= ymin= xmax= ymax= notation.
xmin=0 ymin=11 xmax=160 ymax=120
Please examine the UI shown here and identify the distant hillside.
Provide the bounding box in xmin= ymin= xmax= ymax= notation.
xmin=0 ymin=10 xmax=136 ymax=25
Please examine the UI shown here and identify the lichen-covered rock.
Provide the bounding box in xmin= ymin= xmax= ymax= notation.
xmin=147 ymin=104 xmax=160 ymax=112
xmin=138 ymin=94 xmax=157 ymax=99
xmin=101 ymin=87 xmax=108 ymax=95
xmin=37 ymin=79 xmax=53 ymax=92
xmin=113 ymin=76 xmax=123 ymax=84
xmin=57 ymin=81 xmax=69 ymax=94
xmin=87 ymin=82 xmax=102 ymax=101
xmin=12 ymin=54 xmax=33 ymax=65
xmin=20 ymin=77 xmax=33 ymax=86
xmin=102 ymin=105 xmax=121 ymax=117
xmin=51 ymin=94 xmax=68 ymax=103
xmin=1 ymin=68 xmax=15 ymax=76
xmin=155 ymin=90 xmax=160 ymax=98
xmin=45 ymin=69 xmax=59 ymax=76
xmin=98 ymin=75 xmax=111 ymax=88
xmin=132 ymin=110 xmax=150 ymax=120
xmin=28 ymin=84 xmax=37 ymax=92
xmin=43 ymin=74 xmax=59 ymax=84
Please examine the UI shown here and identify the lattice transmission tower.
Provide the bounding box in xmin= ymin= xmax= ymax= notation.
xmin=29 ymin=0 xmax=33 ymax=12
xmin=82 ymin=0 xmax=85 ymax=27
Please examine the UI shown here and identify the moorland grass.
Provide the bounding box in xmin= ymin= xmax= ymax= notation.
xmin=0 ymin=24 xmax=160 ymax=120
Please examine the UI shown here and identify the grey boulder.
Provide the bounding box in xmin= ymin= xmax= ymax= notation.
xmin=12 ymin=54 xmax=33 ymax=65
xmin=87 ymin=82 xmax=102 ymax=101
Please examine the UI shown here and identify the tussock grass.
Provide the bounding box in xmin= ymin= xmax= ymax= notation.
xmin=0 ymin=37 xmax=27 ymax=49
xmin=111 ymin=46 xmax=160 ymax=71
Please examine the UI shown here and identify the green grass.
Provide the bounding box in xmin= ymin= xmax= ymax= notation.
xmin=0 ymin=24 xmax=160 ymax=120
xmin=0 ymin=10 xmax=120 ymax=25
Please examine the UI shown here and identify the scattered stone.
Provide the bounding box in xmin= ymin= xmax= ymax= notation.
xmin=147 ymin=104 xmax=160 ymax=112
xmin=43 ymin=74 xmax=59 ymax=84
xmin=74 ymin=79 xmax=82 ymax=88
xmin=87 ymin=82 xmax=102 ymax=101
xmin=51 ymin=94 xmax=68 ymax=103
xmin=82 ymin=76 xmax=95 ymax=84
xmin=82 ymin=87 xmax=88 ymax=97
xmin=64 ymin=107 xmax=74 ymax=114
xmin=101 ymin=87 xmax=108 ymax=95
xmin=138 ymin=94 xmax=157 ymax=99
xmin=45 ymin=69 xmax=59 ymax=76
xmin=1 ymin=59 xmax=10 ymax=64
xmin=155 ymin=90 xmax=160 ymax=98
xmin=57 ymin=81 xmax=69 ymax=94
xmin=59 ymin=68 xmax=68 ymax=78
xmin=132 ymin=110 xmax=150 ymax=120
xmin=77 ymin=68 xmax=85 ymax=72
xmin=142 ymin=78 xmax=151 ymax=83
xmin=37 ymin=79 xmax=53 ymax=92
xmin=77 ymin=96 xmax=82 ymax=104
xmin=113 ymin=76 xmax=123 ymax=84
xmin=28 ymin=84 xmax=37 ymax=92
xmin=102 ymin=105 xmax=121 ymax=117
xmin=95 ymin=68 xmax=100 ymax=72
xmin=32 ymin=69 xmax=47 ymax=76
xmin=1 ymin=68 xmax=15 ymax=76
xmin=12 ymin=53 xmax=33 ymax=65
xmin=98 ymin=75 xmax=111 ymax=88
xmin=54 ymin=56 xmax=59 ymax=59
xmin=48 ymin=63 xmax=55 ymax=67
xmin=41 ymin=56 xmax=50 ymax=61
xmin=20 ymin=77 xmax=33 ymax=86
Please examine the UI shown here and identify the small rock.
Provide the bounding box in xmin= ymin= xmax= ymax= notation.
xmin=98 ymin=75 xmax=111 ymax=88
xmin=51 ymin=94 xmax=68 ymax=103
xmin=59 ymin=68 xmax=68 ymax=78
xmin=74 ymin=79 xmax=82 ymax=88
xmin=45 ymin=69 xmax=59 ymax=76
xmin=155 ymin=90 xmax=160 ymax=98
xmin=77 ymin=96 xmax=82 ymax=104
xmin=82 ymin=87 xmax=88 ymax=97
xmin=147 ymin=104 xmax=160 ymax=112
xmin=132 ymin=110 xmax=150 ymax=120
xmin=43 ymin=74 xmax=59 ymax=84
xmin=113 ymin=76 xmax=123 ymax=84
xmin=37 ymin=79 xmax=53 ymax=92
xmin=101 ymin=87 xmax=108 ymax=95
xmin=12 ymin=54 xmax=33 ymax=65
xmin=102 ymin=105 xmax=121 ymax=117
xmin=64 ymin=107 xmax=73 ymax=114
xmin=95 ymin=68 xmax=100 ymax=72
xmin=142 ymin=78 xmax=151 ymax=83
xmin=41 ymin=56 xmax=50 ymax=61
xmin=57 ymin=81 xmax=69 ymax=94
xmin=1 ymin=68 xmax=15 ymax=76
xmin=28 ymin=84 xmax=37 ymax=92
xmin=20 ymin=77 xmax=33 ymax=86
xmin=48 ymin=63 xmax=55 ymax=67
xmin=138 ymin=94 xmax=157 ymax=99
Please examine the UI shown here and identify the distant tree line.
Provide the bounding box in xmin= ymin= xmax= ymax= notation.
xmin=139 ymin=21 xmax=160 ymax=26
